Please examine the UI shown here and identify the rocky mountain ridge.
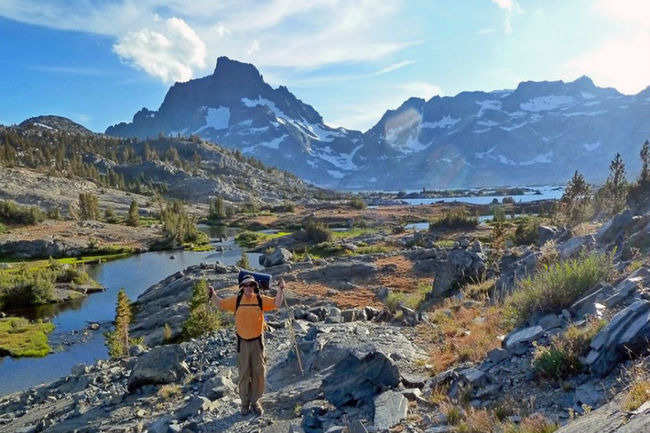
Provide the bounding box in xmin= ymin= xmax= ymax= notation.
xmin=105 ymin=57 xmax=650 ymax=189
xmin=1 ymin=116 xmax=325 ymax=204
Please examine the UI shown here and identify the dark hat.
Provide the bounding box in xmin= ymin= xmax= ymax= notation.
xmin=239 ymin=275 xmax=258 ymax=287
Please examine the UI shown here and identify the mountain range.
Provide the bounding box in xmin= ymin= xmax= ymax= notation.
xmin=106 ymin=57 xmax=650 ymax=189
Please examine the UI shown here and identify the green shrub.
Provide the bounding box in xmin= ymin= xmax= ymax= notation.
xmin=0 ymin=268 xmax=55 ymax=308
xmin=430 ymin=209 xmax=478 ymax=230
xmin=235 ymin=231 xmax=262 ymax=248
xmin=302 ymin=218 xmax=332 ymax=243
xmin=47 ymin=207 xmax=61 ymax=220
xmin=182 ymin=279 xmax=222 ymax=340
xmin=533 ymin=319 xmax=605 ymax=379
xmin=0 ymin=317 xmax=55 ymax=357
xmin=78 ymin=193 xmax=99 ymax=221
xmin=0 ymin=200 xmax=45 ymax=225
xmin=236 ymin=252 xmax=250 ymax=269
xmin=160 ymin=201 xmax=206 ymax=247
xmin=505 ymin=253 xmax=614 ymax=326
xmin=348 ymin=197 xmax=367 ymax=209
xmin=514 ymin=217 xmax=540 ymax=245
xmin=126 ymin=200 xmax=139 ymax=226
xmin=385 ymin=281 xmax=431 ymax=312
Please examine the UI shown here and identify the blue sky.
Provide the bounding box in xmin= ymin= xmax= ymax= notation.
xmin=0 ymin=0 xmax=649 ymax=132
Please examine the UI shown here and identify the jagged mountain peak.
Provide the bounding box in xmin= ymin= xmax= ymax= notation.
xmin=212 ymin=56 xmax=265 ymax=85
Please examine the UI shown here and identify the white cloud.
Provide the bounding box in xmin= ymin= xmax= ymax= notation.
xmin=375 ymin=60 xmax=416 ymax=76
xmin=489 ymin=0 xmax=522 ymax=34
xmin=113 ymin=17 xmax=206 ymax=83
xmin=0 ymin=0 xmax=413 ymax=81
xmin=397 ymin=82 xmax=442 ymax=100
xmin=247 ymin=40 xmax=260 ymax=57
xmin=565 ymin=0 xmax=650 ymax=94
xmin=329 ymin=81 xmax=441 ymax=130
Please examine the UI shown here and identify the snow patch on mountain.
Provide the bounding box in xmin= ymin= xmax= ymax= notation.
xmin=563 ymin=110 xmax=608 ymax=117
xmin=520 ymin=95 xmax=575 ymax=112
xmin=500 ymin=121 xmax=528 ymax=131
xmin=581 ymin=91 xmax=595 ymax=99
xmin=241 ymin=97 xmax=285 ymax=119
xmin=311 ymin=144 xmax=363 ymax=170
xmin=34 ymin=122 xmax=54 ymax=130
xmin=195 ymin=106 xmax=230 ymax=133
xmin=476 ymin=100 xmax=502 ymax=117
xmin=421 ymin=115 xmax=460 ymax=129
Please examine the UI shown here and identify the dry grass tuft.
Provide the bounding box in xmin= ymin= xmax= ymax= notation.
xmin=622 ymin=363 xmax=650 ymax=411
xmin=157 ymin=384 xmax=181 ymax=400
xmin=421 ymin=300 xmax=509 ymax=373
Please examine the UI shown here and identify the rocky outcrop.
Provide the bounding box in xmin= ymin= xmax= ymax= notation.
xmin=0 ymin=239 xmax=80 ymax=259
xmin=597 ymin=210 xmax=634 ymax=245
xmin=259 ymin=247 xmax=293 ymax=267
xmin=555 ymin=396 xmax=650 ymax=433
xmin=494 ymin=248 xmax=539 ymax=299
xmin=583 ymin=300 xmax=650 ymax=376
xmin=297 ymin=261 xmax=378 ymax=285
xmin=322 ymin=351 xmax=400 ymax=408
xmin=407 ymin=247 xmax=486 ymax=298
xmin=127 ymin=345 xmax=190 ymax=392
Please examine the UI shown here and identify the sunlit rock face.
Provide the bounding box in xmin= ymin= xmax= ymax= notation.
xmin=107 ymin=60 xmax=650 ymax=189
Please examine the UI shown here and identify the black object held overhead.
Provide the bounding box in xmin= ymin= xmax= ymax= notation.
xmin=238 ymin=269 xmax=271 ymax=290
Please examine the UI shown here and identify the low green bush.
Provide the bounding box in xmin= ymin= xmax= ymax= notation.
xmin=384 ymin=281 xmax=431 ymax=312
xmin=348 ymin=197 xmax=367 ymax=209
xmin=302 ymin=218 xmax=332 ymax=243
xmin=430 ymin=209 xmax=478 ymax=230
xmin=513 ymin=217 xmax=540 ymax=245
xmin=0 ymin=200 xmax=45 ymax=225
xmin=505 ymin=252 xmax=614 ymax=326
xmin=0 ymin=317 xmax=55 ymax=357
xmin=533 ymin=319 xmax=605 ymax=378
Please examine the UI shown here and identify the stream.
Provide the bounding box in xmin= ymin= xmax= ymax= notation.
xmin=0 ymin=226 xmax=262 ymax=396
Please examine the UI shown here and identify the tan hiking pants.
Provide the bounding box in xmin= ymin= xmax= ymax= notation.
xmin=237 ymin=338 xmax=266 ymax=406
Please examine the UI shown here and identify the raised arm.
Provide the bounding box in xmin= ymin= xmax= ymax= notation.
xmin=208 ymin=285 xmax=222 ymax=310
xmin=274 ymin=278 xmax=285 ymax=308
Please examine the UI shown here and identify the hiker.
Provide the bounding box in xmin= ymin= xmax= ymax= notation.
xmin=208 ymin=275 xmax=285 ymax=417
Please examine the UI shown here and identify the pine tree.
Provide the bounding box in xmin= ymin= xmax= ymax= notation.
xmin=105 ymin=289 xmax=132 ymax=358
xmin=126 ymin=200 xmax=140 ymax=227
xmin=236 ymin=252 xmax=250 ymax=269
xmin=209 ymin=197 xmax=226 ymax=220
xmin=182 ymin=279 xmax=221 ymax=339
xmin=640 ymin=140 xmax=649 ymax=185
xmin=561 ymin=170 xmax=591 ymax=225
xmin=78 ymin=193 xmax=99 ymax=220
xmin=597 ymin=153 xmax=628 ymax=215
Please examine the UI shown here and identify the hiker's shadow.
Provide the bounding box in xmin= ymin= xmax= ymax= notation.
xmin=208 ymin=412 xmax=254 ymax=432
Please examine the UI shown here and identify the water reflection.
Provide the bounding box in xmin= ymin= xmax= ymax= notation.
xmin=0 ymin=226 xmax=262 ymax=396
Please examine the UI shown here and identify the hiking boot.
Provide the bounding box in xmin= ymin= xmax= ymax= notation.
xmin=252 ymin=402 xmax=264 ymax=417
xmin=241 ymin=402 xmax=250 ymax=416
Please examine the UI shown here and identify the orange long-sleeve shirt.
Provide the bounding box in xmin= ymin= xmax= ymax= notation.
xmin=220 ymin=294 xmax=276 ymax=339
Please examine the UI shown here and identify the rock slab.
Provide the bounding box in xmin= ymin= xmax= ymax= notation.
xmin=373 ymin=390 xmax=408 ymax=431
